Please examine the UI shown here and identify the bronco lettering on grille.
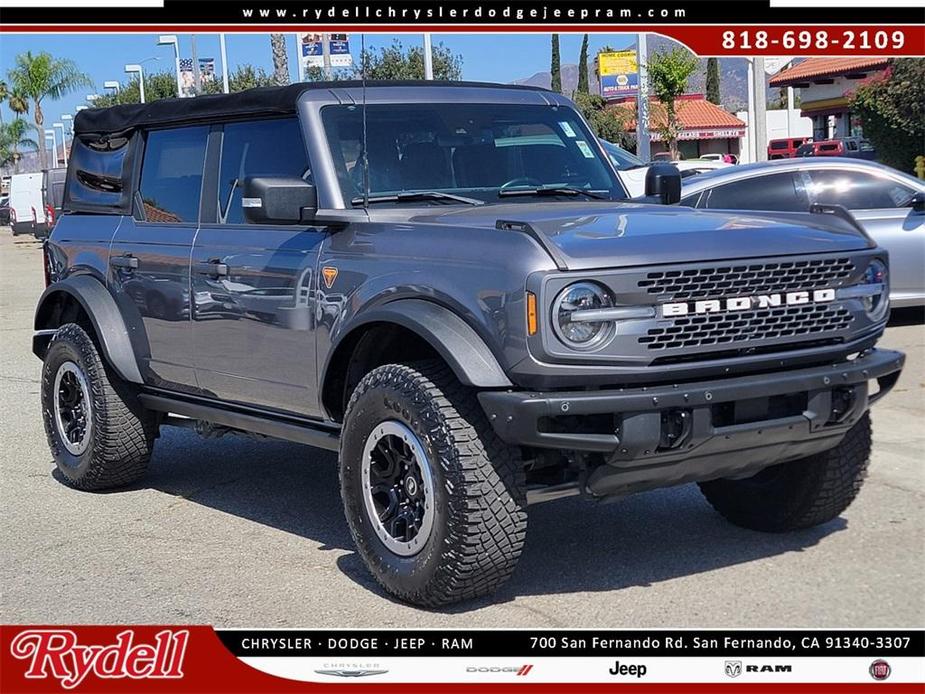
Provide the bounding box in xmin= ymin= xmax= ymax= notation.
xmin=662 ymin=289 xmax=836 ymax=317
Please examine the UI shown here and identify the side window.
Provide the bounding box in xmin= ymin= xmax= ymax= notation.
xmin=137 ymin=126 xmax=208 ymax=223
xmin=679 ymin=192 xmax=702 ymax=208
xmin=218 ymin=118 xmax=309 ymax=224
xmin=704 ymin=173 xmax=808 ymax=212
xmin=807 ymin=170 xmax=914 ymax=209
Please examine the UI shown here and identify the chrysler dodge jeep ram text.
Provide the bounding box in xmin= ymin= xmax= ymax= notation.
xmin=34 ymin=82 xmax=904 ymax=606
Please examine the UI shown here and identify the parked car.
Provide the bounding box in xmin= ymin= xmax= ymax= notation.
xmin=699 ymin=152 xmax=738 ymax=164
xmin=599 ymin=138 xmax=647 ymax=197
xmin=679 ymin=158 xmax=925 ymax=306
xmin=768 ymin=137 xmax=811 ymax=159
xmin=8 ymin=172 xmax=47 ymax=236
xmin=674 ymin=159 xmax=732 ymax=178
xmin=0 ymin=194 xmax=10 ymax=226
xmin=797 ymin=137 xmax=877 ymax=161
xmin=41 ymin=167 xmax=67 ymax=238
xmin=34 ymin=82 xmax=903 ymax=607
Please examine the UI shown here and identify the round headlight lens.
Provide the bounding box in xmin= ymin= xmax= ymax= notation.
xmin=861 ymin=259 xmax=889 ymax=320
xmin=553 ymin=282 xmax=615 ymax=349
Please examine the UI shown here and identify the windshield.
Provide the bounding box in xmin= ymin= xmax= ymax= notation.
xmin=599 ymin=139 xmax=645 ymax=170
xmin=322 ymin=102 xmax=625 ymax=206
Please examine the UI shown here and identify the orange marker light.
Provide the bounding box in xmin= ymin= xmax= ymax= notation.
xmin=526 ymin=292 xmax=538 ymax=335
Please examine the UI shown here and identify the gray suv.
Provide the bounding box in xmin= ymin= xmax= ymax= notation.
xmin=35 ymin=81 xmax=904 ymax=606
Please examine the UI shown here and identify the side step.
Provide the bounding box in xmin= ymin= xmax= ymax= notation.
xmin=139 ymin=393 xmax=341 ymax=451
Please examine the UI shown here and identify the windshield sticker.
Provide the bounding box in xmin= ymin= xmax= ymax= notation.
xmin=559 ymin=121 xmax=577 ymax=138
xmin=575 ymin=140 xmax=595 ymax=158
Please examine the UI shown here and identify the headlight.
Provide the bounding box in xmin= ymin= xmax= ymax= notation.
xmin=861 ymin=259 xmax=889 ymax=321
xmin=553 ymin=282 xmax=615 ymax=350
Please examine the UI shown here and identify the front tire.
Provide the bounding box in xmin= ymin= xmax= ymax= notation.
xmin=698 ymin=414 xmax=871 ymax=532
xmin=41 ymin=323 xmax=157 ymax=490
xmin=339 ymin=360 xmax=527 ymax=607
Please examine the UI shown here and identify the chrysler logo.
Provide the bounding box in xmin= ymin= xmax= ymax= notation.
xmin=663 ymin=289 xmax=835 ymax=317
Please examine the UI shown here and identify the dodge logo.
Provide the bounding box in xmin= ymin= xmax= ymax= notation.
xmin=663 ymin=289 xmax=835 ymax=317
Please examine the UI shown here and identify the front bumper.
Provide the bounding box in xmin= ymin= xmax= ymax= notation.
xmin=479 ymin=348 xmax=904 ymax=498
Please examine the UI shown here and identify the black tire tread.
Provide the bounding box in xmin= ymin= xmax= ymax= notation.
xmin=698 ymin=414 xmax=871 ymax=532
xmin=341 ymin=359 xmax=527 ymax=607
xmin=42 ymin=323 xmax=156 ymax=490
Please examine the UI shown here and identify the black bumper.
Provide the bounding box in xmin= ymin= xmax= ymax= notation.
xmin=479 ymin=349 xmax=904 ymax=497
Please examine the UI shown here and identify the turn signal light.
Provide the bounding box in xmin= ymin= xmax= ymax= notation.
xmin=526 ymin=292 xmax=538 ymax=336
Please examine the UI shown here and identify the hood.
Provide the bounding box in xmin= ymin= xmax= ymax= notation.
xmin=400 ymin=201 xmax=873 ymax=271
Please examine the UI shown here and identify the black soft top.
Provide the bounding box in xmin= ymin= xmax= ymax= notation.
xmin=72 ymin=80 xmax=550 ymax=138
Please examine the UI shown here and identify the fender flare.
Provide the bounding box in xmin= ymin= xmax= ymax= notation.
xmin=325 ymin=298 xmax=512 ymax=393
xmin=33 ymin=275 xmax=144 ymax=384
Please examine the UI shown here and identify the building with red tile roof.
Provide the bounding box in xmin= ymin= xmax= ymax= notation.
xmin=768 ymin=58 xmax=891 ymax=140
xmin=611 ymin=94 xmax=746 ymax=159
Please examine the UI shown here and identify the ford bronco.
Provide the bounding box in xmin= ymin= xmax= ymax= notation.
xmin=35 ymin=81 xmax=904 ymax=606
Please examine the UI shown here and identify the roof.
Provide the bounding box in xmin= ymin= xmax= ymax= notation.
xmin=768 ymin=58 xmax=890 ymax=87
xmin=72 ymin=80 xmax=551 ymax=138
xmin=613 ymin=95 xmax=745 ymax=132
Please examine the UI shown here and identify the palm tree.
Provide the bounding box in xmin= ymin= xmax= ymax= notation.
xmin=7 ymin=89 xmax=29 ymax=120
xmin=0 ymin=80 xmax=7 ymax=124
xmin=7 ymin=51 xmax=92 ymax=169
xmin=0 ymin=119 xmax=38 ymax=173
xmin=270 ymin=34 xmax=289 ymax=86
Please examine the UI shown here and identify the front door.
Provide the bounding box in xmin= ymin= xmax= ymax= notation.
xmin=191 ymin=117 xmax=327 ymax=417
xmin=109 ymin=125 xmax=209 ymax=390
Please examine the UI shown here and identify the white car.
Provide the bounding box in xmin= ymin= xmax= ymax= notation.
xmin=598 ymin=140 xmax=731 ymax=196
xmin=8 ymin=172 xmax=47 ymax=236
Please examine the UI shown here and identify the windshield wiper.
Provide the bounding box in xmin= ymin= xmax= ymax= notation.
xmin=498 ymin=186 xmax=609 ymax=200
xmin=351 ymin=191 xmax=484 ymax=206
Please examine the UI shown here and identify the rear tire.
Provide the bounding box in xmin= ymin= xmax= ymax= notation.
xmin=698 ymin=414 xmax=871 ymax=532
xmin=41 ymin=323 xmax=157 ymax=490
xmin=339 ymin=360 xmax=527 ymax=607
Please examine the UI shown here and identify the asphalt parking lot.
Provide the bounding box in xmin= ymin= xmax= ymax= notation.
xmin=1 ymin=230 xmax=923 ymax=628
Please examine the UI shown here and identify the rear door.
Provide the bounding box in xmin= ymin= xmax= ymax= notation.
xmin=109 ymin=125 xmax=208 ymax=389
xmin=191 ymin=117 xmax=327 ymax=417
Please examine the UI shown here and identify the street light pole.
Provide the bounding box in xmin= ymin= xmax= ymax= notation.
xmin=158 ymin=35 xmax=182 ymax=97
xmin=53 ymin=122 xmax=67 ymax=168
xmin=219 ymin=33 xmax=230 ymax=94
xmin=45 ymin=129 xmax=57 ymax=169
xmin=423 ymin=33 xmax=434 ymax=80
xmin=125 ymin=64 xmax=145 ymax=103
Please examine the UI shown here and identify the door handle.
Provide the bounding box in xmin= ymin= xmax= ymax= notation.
xmin=110 ymin=254 xmax=139 ymax=270
xmin=195 ymin=260 xmax=229 ymax=278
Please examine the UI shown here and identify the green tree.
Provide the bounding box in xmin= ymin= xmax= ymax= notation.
xmin=550 ymin=35 xmax=561 ymax=93
xmin=7 ymin=88 xmax=29 ymax=120
xmin=92 ymin=72 xmax=180 ymax=107
xmin=576 ymin=34 xmax=590 ymax=95
xmin=0 ymin=118 xmax=38 ymax=172
xmin=354 ymin=40 xmax=462 ymax=80
xmin=7 ymin=51 xmax=92 ymax=169
xmin=573 ymin=92 xmax=634 ymax=148
xmin=647 ymin=47 xmax=699 ymax=159
xmin=0 ymin=80 xmax=7 ymax=124
xmin=270 ymin=34 xmax=290 ymax=86
xmin=850 ymin=58 xmax=925 ymax=173
xmin=706 ymin=57 xmax=721 ymax=105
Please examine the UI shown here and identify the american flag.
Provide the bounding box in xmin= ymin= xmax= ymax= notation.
xmin=179 ymin=58 xmax=193 ymax=72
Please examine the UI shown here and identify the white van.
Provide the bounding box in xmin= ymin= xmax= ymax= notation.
xmin=9 ymin=172 xmax=47 ymax=236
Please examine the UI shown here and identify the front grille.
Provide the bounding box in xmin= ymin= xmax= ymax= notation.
xmin=638 ymin=257 xmax=854 ymax=301
xmin=639 ymin=304 xmax=853 ymax=351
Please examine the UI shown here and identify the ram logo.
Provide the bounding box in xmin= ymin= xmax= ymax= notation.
xmin=662 ymin=289 xmax=835 ymax=317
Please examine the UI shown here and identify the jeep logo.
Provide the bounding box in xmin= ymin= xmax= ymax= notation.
xmin=662 ymin=289 xmax=835 ymax=317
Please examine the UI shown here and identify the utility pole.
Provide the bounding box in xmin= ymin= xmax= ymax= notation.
xmin=423 ymin=33 xmax=434 ymax=80
xmin=321 ymin=33 xmax=332 ymax=80
xmin=753 ymin=56 xmax=768 ymax=162
xmin=191 ymin=34 xmax=201 ymax=94
xmin=635 ymin=33 xmax=651 ymax=161
xmin=746 ymin=58 xmax=756 ymax=164
xmin=220 ymin=34 xmax=230 ymax=94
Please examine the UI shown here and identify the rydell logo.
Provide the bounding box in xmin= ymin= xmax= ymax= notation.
xmin=10 ymin=629 xmax=188 ymax=690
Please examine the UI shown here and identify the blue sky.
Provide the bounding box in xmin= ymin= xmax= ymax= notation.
xmin=0 ymin=32 xmax=634 ymax=125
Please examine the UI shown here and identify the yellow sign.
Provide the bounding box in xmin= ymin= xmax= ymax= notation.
xmin=598 ymin=50 xmax=638 ymax=97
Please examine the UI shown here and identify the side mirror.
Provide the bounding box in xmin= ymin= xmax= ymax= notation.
xmin=241 ymin=176 xmax=316 ymax=224
xmin=644 ymin=163 xmax=682 ymax=205
xmin=910 ymin=191 xmax=925 ymax=213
